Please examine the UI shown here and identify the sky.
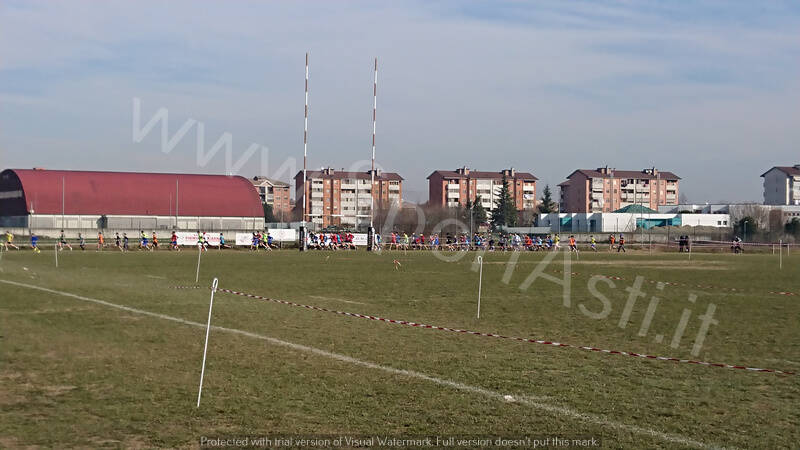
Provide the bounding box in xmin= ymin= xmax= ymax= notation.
xmin=1 ymin=1 xmax=799 ymax=204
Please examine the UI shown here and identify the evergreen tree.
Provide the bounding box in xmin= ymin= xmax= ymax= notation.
xmin=263 ymin=203 xmax=277 ymax=223
xmin=538 ymin=184 xmax=555 ymax=213
xmin=472 ymin=196 xmax=488 ymax=223
xmin=491 ymin=174 xmax=518 ymax=228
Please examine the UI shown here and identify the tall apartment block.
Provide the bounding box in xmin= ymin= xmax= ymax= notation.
xmin=251 ymin=176 xmax=291 ymax=218
xmin=427 ymin=167 xmax=538 ymax=213
xmin=294 ymin=168 xmax=403 ymax=229
xmin=761 ymin=165 xmax=800 ymax=206
xmin=559 ymin=167 xmax=680 ymax=213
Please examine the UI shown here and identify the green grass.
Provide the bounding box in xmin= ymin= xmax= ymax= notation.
xmin=0 ymin=247 xmax=798 ymax=448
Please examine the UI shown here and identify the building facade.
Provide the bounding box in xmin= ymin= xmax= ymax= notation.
xmin=251 ymin=176 xmax=291 ymax=218
xmin=294 ymin=168 xmax=403 ymax=229
xmin=0 ymin=168 xmax=264 ymax=237
xmin=559 ymin=167 xmax=680 ymax=213
xmin=538 ymin=212 xmax=730 ymax=233
xmin=761 ymin=165 xmax=800 ymax=206
xmin=427 ymin=167 xmax=537 ymax=213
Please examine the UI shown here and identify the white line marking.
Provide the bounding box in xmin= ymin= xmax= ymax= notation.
xmin=308 ymin=295 xmax=367 ymax=305
xmin=0 ymin=278 xmax=726 ymax=450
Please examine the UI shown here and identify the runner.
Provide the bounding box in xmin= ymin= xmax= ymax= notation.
xmin=198 ymin=231 xmax=208 ymax=252
xmin=151 ymin=232 xmax=159 ymax=250
xmin=78 ymin=233 xmax=86 ymax=251
xmin=609 ymin=234 xmax=615 ymax=251
xmin=590 ymin=235 xmax=597 ymax=252
xmin=97 ymin=231 xmax=105 ymax=251
xmin=58 ymin=230 xmax=73 ymax=251
xmin=140 ymin=231 xmax=151 ymax=251
xmin=731 ymin=236 xmax=743 ymax=254
xmin=202 ymin=231 xmax=211 ymax=251
xmin=617 ymin=234 xmax=626 ymax=253
xmin=250 ymin=232 xmax=259 ymax=251
xmin=170 ymin=231 xmax=180 ymax=251
xmin=30 ymin=233 xmax=41 ymax=253
xmin=568 ymin=235 xmax=578 ymax=253
xmin=263 ymin=232 xmax=273 ymax=251
xmin=4 ymin=231 xmax=19 ymax=251
xmin=123 ymin=233 xmax=129 ymax=252
xmin=115 ymin=232 xmax=122 ymax=251
xmin=219 ymin=232 xmax=230 ymax=250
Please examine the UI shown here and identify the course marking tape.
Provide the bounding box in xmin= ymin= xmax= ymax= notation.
xmin=178 ymin=285 xmax=795 ymax=376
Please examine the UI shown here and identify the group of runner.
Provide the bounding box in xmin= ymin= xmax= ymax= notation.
xmin=9 ymin=230 xmax=237 ymax=254
xmin=304 ymin=232 xmax=358 ymax=250
xmin=249 ymin=231 xmax=276 ymax=251
xmin=382 ymin=232 xmax=624 ymax=253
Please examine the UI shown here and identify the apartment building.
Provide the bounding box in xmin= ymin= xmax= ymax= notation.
xmin=761 ymin=165 xmax=800 ymax=206
xmin=294 ymin=168 xmax=403 ymax=229
xmin=427 ymin=167 xmax=538 ymax=213
xmin=251 ymin=176 xmax=291 ymax=217
xmin=559 ymin=166 xmax=680 ymax=213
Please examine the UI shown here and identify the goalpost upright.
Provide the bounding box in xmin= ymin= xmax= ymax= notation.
xmin=300 ymin=52 xmax=310 ymax=251
xmin=368 ymin=57 xmax=378 ymax=251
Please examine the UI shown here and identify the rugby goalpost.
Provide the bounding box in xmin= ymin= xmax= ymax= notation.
xmin=298 ymin=53 xmax=383 ymax=250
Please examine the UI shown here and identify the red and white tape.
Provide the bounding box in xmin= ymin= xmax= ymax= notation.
xmin=173 ymin=285 xmax=795 ymax=376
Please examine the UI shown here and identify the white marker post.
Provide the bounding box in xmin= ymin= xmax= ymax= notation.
xmin=476 ymin=255 xmax=483 ymax=319
xmin=779 ymin=239 xmax=782 ymax=270
xmin=197 ymin=277 xmax=219 ymax=408
xmin=195 ymin=244 xmax=202 ymax=284
xmin=54 ymin=242 xmax=58 ymax=268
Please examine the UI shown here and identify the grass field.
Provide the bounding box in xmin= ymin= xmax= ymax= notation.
xmin=1 ymin=246 xmax=798 ymax=449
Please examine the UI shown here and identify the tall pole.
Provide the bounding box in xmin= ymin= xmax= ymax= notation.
xmin=61 ymin=176 xmax=65 ymax=230
xmin=175 ymin=178 xmax=179 ymax=230
xmin=301 ymin=52 xmax=309 ymax=247
xmin=370 ymin=57 xmax=378 ymax=230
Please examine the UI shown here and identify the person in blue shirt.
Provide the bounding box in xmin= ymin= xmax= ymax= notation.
xmin=30 ymin=234 xmax=41 ymax=253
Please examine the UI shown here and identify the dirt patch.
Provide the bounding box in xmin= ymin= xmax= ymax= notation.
xmin=576 ymin=260 xmax=729 ymax=270
xmin=42 ymin=385 xmax=77 ymax=396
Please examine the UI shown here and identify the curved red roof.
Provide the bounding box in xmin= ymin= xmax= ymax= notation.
xmin=0 ymin=169 xmax=263 ymax=217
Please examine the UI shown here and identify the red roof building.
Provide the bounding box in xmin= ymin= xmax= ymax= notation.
xmin=293 ymin=167 xmax=403 ymax=228
xmin=427 ymin=167 xmax=538 ymax=212
xmin=0 ymin=169 xmax=263 ymax=218
xmin=558 ymin=166 xmax=680 ymax=213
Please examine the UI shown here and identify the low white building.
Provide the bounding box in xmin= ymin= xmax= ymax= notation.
xmin=538 ymin=212 xmax=731 ymax=233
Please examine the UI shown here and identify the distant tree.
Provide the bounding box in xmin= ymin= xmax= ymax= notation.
xmin=679 ymin=193 xmax=689 ymax=204
xmin=491 ymin=174 xmax=518 ymax=228
xmin=263 ymin=203 xmax=277 ymax=223
xmin=785 ymin=218 xmax=800 ymax=237
xmin=472 ymin=196 xmax=488 ymax=223
xmin=734 ymin=216 xmax=758 ymax=240
xmin=538 ymin=185 xmax=555 ymax=213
